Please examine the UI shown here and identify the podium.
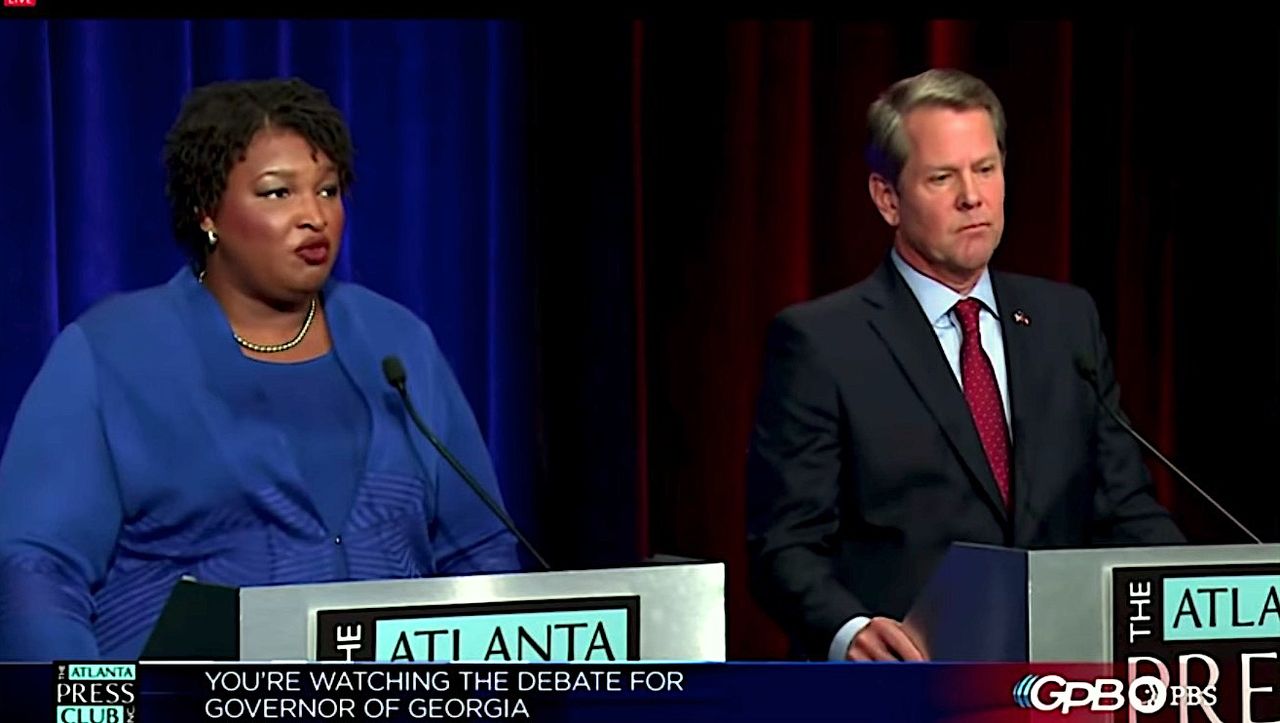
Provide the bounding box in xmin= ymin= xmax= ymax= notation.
xmin=143 ymin=560 xmax=725 ymax=662
xmin=903 ymin=542 xmax=1280 ymax=662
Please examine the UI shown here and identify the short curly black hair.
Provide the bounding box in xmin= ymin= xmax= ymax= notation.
xmin=163 ymin=77 xmax=355 ymax=272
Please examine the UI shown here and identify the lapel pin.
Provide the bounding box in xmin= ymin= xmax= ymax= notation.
xmin=1012 ymin=310 xmax=1030 ymax=326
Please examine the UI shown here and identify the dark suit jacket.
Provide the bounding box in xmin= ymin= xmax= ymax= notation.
xmin=745 ymin=257 xmax=1184 ymax=659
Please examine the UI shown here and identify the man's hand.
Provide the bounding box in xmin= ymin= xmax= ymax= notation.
xmin=846 ymin=617 xmax=926 ymax=661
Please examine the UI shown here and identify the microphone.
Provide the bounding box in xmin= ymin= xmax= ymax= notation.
xmin=382 ymin=355 xmax=551 ymax=570
xmin=1074 ymin=354 xmax=1263 ymax=544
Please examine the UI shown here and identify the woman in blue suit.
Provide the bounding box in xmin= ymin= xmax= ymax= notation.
xmin=0 ymin=78 xmax=521 ymax=660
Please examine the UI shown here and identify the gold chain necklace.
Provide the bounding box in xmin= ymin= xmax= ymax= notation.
xmin=233 ymin=296 xmax=317 ymax=354
xmin=199 ymin=270 xmax=318 ymax=354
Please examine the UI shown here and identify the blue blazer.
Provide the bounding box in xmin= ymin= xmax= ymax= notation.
xmin=0 ymin=269 xmax=521 ymax=660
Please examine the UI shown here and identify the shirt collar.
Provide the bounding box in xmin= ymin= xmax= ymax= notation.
xmin=890 ymin=247 xmax=998 ymax=326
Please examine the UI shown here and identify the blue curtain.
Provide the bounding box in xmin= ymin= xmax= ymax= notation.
xmin=0 ymin=19 xmax=538 ymax=542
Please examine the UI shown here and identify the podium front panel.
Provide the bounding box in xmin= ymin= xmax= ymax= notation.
xmin=1028 ymin=543 xmax=1279 ymax=661
xmin=237 ymin=563 xmax=725 ymax=662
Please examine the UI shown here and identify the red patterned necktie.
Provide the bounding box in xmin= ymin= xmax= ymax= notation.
xmin=952 ymin=298 xmax=1011 ymax=508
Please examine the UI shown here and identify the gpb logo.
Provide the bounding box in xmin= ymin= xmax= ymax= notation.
xmin=1013 ymin=674 xmax=1168 ymax=714
xmin=1012 ymin=674 xmax=1039 ymax=708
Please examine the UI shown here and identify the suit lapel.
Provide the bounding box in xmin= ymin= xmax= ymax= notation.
xmin=862 ymin=260 xmax=1010 ymax=523
xmin=991 ymin=272 xmax=1048 ymax=545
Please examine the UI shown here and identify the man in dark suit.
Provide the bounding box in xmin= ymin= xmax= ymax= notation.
xmin=745 ymin=68 xmax=1184 ymax=662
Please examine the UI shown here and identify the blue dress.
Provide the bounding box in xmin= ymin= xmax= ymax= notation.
xmin=0 ymin=268 xmax=521 ymax=660
xmin=245 ymin=351 xmax=369 ymax=536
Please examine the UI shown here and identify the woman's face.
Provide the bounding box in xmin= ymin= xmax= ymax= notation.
xmin=202 ymin=128 xmax=344 ymax=302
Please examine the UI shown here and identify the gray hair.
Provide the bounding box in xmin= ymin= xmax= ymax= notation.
xmin=866 ymin=68 xmax=1006 ymax=187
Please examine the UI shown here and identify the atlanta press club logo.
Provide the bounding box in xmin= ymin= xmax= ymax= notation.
xmin=54 ymin=662 xmax=138 ymax=723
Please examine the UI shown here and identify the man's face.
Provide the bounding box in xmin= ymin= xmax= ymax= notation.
xmin=871 ymin=106 xmax=1005 ymax=288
